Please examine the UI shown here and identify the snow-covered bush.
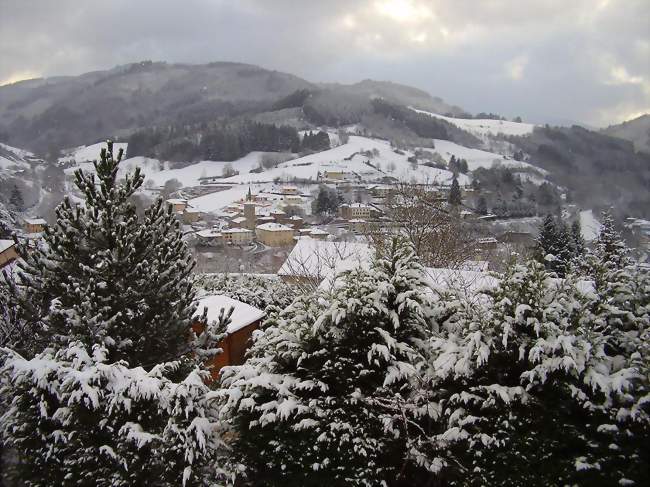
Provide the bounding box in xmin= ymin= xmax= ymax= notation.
xmin=218 ymin=239 xmax=439 ymax=485
xmin=427 ymin=260 xmax=649 ymax=485
xmin=1 ymin=342 xmax=226 ymax=487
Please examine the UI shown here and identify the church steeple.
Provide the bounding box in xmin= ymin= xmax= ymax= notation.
xmin=246 ymin=186 xmax=252 ymax=202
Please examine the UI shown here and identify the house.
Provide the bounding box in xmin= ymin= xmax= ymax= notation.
xmin=256 ymin=222 xmax=295 ymax=247
xmin=221 ymin=228 xmax=254 ymax=245
xmin=166 ymin=198 xmax=188 ymax=213
xmin=192 ymin=294 xmax=265 ymax=378
xmin=0 ymin=240 xmax=19 ymax=269
xmin=323 ymin=169 xmax=347 ymax=180
xmin=370 ymin=185 xmax=393 ymax=198
xmin=24 ymin=218 xmax=46 ymax=234
xmin=281 ymin=185 xmax=299 ymax=195
xmin=340 ymin=203 xmax=373 ymax=220
xmin=498 ymin=231 xmax=536 ymax=248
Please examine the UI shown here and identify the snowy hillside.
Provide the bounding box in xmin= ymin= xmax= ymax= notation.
xmin=60 ymin=141 xmax=129 ymax=165
xmin=430 ymin=139 xmax=544 ymax=173
xmin=0 ymin=142 xmax=40 ymax=173
xmin=219 ymin=136 xmax=468 ymax=186
xmin=579 ymin=210 xmax=602 ymax=241
xmin=410 ymin=107 xmax=535 ymax=138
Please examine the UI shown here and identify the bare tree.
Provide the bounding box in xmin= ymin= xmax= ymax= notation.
xmin=364 ymin=183 xmax=476 ymax=268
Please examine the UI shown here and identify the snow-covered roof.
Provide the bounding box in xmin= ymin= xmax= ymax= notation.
xmin=256 ymin=222 xmax=293 ymax=232
xmin=193 ymin=294 xmax=265 ymax=334
xmin=222 ymin=227 xmax=253 ymax=234
xmin=278 ymin=239 xmax=373 ymax=279
xmin=232 ymin=216 xmax=247 ymax=224
xmin=196 ymin=229 xmax=222 ymax=238
xmin=0 ymin=239 xmax=15 ymax=253
xmin=166 ymin=198 xmax=187 ymax=205
xmin=24 ymin=218 xmax=46 ymax=225
xmin=348 ymin=219 xmax=367 ymax=223
xmin=308 ymin=228 xmax=329 ymax=235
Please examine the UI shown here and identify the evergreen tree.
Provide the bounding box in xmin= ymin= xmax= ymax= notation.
xmin=9 ymin=185 xmax=24 ymax=212
xmin=594 ymin=211 xmax=630 ymax=270
xmin=448 ymin=176 xmax=462 ymax=206
xmin=9 ymin=141 xmax=197 ymax=365
xmin=221 ymin=239 xmax=438 ymax=485
xmin=570 ymin=219 xmax=586 ymax=258
xmin=536 ymin=214 xmax=573 ymax=277
xmin=1 ymin=141 xmax=227 ymax=486
xmin=476 ymin=196 xmax=488 ymax=215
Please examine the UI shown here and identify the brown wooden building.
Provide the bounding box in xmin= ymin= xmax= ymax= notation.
xmin=192 ymin=295 xmax=265 ymax=378
xmin=0 ymin=240 xmax=19 ymax=269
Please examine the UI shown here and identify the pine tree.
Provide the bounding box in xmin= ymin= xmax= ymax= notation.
xmin=448 ymin=176 xmax=462 ymax=206
xmin=1 ymin=141 xmax=227 ymax=486
xmin=9 ymin=141 xmax=196 ymax=365
xmin=571 ymin=219 xmax=586 ymax=257
xmin=221 ymin=238 xmax=438 ymax=485
xmin=536 ymin=214 xmax=573 ymax=277
xmin=594 ymin=211 xmax=630 ymax=270
xmin=9 ymin=185 xmax=24 ymax=212
xmin=476 ymin=196 xmax=488 ymax=215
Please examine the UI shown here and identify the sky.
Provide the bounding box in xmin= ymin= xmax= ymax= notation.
xmin=1 ymin=0 xmax=648 ymax=127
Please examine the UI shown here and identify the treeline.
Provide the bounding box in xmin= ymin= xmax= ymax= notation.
xmin=128 ymin=120 xmax=303 ymax=162
xmin=371 ymin=98 xmax=449 ymax=139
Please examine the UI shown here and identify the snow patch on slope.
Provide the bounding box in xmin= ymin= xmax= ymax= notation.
xmin=410 ymin=107 xmax=535 ymax=138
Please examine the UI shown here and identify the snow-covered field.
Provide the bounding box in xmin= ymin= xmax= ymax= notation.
xmin=410 ymin=107 xmax=535 ymax=138
xmin=0 ymin=142 xmax=36 ymax=172
xmin=580 ymin=210 xmax=602 ymax=241
xmin=220 ymin=136 xmax=468 ymax=186
xmin=430 ymin=139 xmax=543 ymax=174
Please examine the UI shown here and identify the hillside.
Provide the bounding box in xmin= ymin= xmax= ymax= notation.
xmin=602 ymin=114 xmax=650 ymax=153
xmin=0 ymin=61 xmax=466 ymax=156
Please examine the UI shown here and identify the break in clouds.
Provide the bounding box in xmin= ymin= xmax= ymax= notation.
xmin=0 ymin=0 xmax=648 ymax=126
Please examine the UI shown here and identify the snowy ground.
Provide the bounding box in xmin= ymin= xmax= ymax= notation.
xmin=0 ymin=143 xmax=37 ymax=172
xmin=410 ymin=107 xmax=535 ymax=138
xmin=60 ymin=141 xmax=129 ymax=164
xmin=580 ymin=210 xmax=602 ymax=241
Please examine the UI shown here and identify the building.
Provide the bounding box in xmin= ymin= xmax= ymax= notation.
xmin=256 ymin=222 xmax=295 ymax=247
xmin=477 ymin=237 xmax=498 ymax=250
xmin=24 ymin=218 xmax=46 ymax=234
xmin=192 ymin=294 xmax=265 ymax=378
xmin=370 ymin=185 xmax=393 ymax=198
xmin=0 ymin=240 xmax=19 ymax=269
xmin=323 ymin=169 xmax=347 ymax=180
xmin=166 ymin=198 xmax=188 ymax=213
xmin=182 ymin=209 xmax=201 ymax=224
xmin=243 ymin=202 xmax=256 ymax=230
xmin=222 ymin=228 xmax=254 ymax=245
xmin=195 ymin=228 xmax=223 ymax=246
xmin=281 ymin=186 xmax=299 ymax=195
xmin=340 ymin=203 xmax=373 ymax=220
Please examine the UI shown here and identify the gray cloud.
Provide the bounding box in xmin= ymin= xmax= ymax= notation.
xmin=1 ymin=0 xmax=648 ymax=126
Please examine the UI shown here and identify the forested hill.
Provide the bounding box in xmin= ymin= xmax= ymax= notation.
xmin=0 ymin=61 xmax=462 ymax=156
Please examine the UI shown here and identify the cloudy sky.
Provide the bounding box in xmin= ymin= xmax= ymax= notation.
xmin=1 ymin=0 xmax=648 ymax=126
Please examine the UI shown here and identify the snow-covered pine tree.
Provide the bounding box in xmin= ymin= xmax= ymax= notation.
xmin=9 ymin=141 xmax=196 ymax=365
xmin=593 ymin=211 xmax=631 ymax=271
xmin=427 ymin=260 xmax=649 ymax=485
xmin=1 ymin=142 xmax=228 ymax=486
xmin=448 ymin=176 xmax=462 ymax=206
xmin=9 ymin=185 xmax=24 ymax=212
xmin=536 ymin=214 xmax=573 ymax=277
xmin=571 ymin=219 xmax=586 ymax=258
xmin=219 ymin=238 xmax=439 ymax=486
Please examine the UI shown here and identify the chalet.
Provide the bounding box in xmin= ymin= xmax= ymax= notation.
xmin=192 ymin=294 xmax=265 ymax=378
xmin=24 ymin=218 xmax=46 ymax=234
xmin=195 ymin=228 xmax=223 ymax=246
xmin=0 ymin=240 xmax=19 ymax=269
xmin=256 ymin=222 xmax=295 ymax=247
